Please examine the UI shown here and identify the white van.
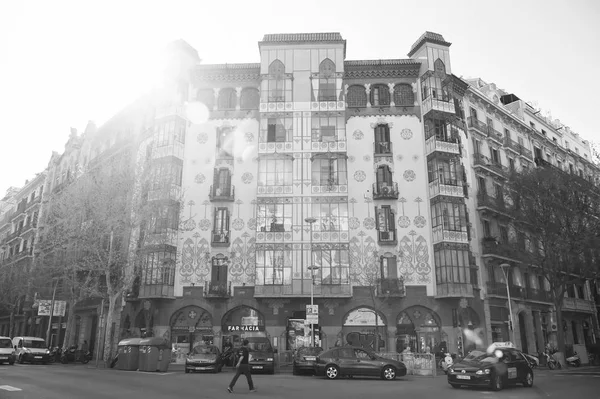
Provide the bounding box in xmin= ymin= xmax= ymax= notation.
xmin=0 ymin=336 xmax=15 ymax=365
xmin=12 ymin=336 xmax=50 ymax=364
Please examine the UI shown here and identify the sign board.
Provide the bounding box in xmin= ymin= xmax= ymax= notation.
xmin=306 ymin=305 xmax=318 ymax=325
xmin=241 ymin=316 xmax=258 ymax=326
xmin=37 ymin=300 xmax=67 ymax=317
xmin=226 ymin=325 xmax=264 ymax=332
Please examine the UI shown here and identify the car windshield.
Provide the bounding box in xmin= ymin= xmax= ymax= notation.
xmin=464 ymin=350 xmax=486 ymax=360
xmin=0 ymin=339 xmax=11 ymax=348
xmin=246 ymin=338 xmax=273 ymax=352
xmin=24 ymin=340 xmax=46 ymax=349
xmin=192 ymin=346 xmax=217 ymax=355
xmin=297 ymin=347 xmax=323 ymax=356
xmin=467 ymin=352 xmax=499 ymax=363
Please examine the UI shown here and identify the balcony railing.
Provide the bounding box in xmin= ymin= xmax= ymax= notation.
xmin=377 ymin=277 xmax=405 ymax=297
xmin=422 ymin=96 xmax=455 ymax=116
xmin=253 ymin=283 xmax=352 ymax=298
xmin=503 ymin=136 xmax=520 ymax=154
xmin=476 ymin=193 xmax=509 ymax=215
xmin=486 ymin=282 xmax=526 ymax=299
xmin=209 ymin=185 xmax=235 ymax=202
xmin=480 ymin=238 xmax=518 ymax=260
xmin=436 ymin=282 xmax=474 ymax=298
xmin=138 ymin=284 xmax=175 ymax=299
xmin=211 ymin=230 xmax=230 ymax=247
xmin=378 ymin=230 xmax=397 ymax=246
xmin=562 ymin=297 xmax=595 ymax=313
xmin=526 ymin=288 xmax=551 ymax=303
xmin=373 ymin=141 xmax=393 ymax=155
xmin=425 ymin=135 xmax=461 ymax=156
xmin=432 ymin=225 xmax=469 ymax=244
xmin=486 ymin=126 xmax=504 ymax=144
xmin=372 ymin=182 xmax=399 ymax=200
xmin=518 ymin=145 xmax=533 ymax=160
xmin=204 ymin=281 xmax=232 ymax=298
xmin=467 ymin=116 xmax=488 ymax=136
xmin=472 ymin=153 xmax=508 ymax=177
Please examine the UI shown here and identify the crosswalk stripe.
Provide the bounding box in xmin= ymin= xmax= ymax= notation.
xmin=0 ymin=385 xmax=22 ymax=391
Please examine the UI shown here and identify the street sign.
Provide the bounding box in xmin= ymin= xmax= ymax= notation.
xmin=306 ymin=305 xmax=318 ymax=325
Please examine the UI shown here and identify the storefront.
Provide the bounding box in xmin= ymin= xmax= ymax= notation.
xmin=342 ymin=307 xmax=387 ymax=352
xmin=286 ymin=310 xmax=321 ymax=350
xmin=395 ymin=306 xmax=441 ymax=354
xmin=169 ymin=306 xmax=213 ymax=364
xmin=221 ymin=306 xmax=265 ymax=352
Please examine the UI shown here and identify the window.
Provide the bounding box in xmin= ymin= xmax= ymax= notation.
xmin=240 ymin=88 xmax=260 ymax=109
xmin=260 ymin=116 xmax=292 ymax=142
xmin=266 ymin=60 xmax=290 ymax=102
xmin=494 ymin=184 xmax=503 ymax=200
xmin=504 ymin=128 xmax=511 ymax=140
xmin=151 ymin=203 xmax=179 ymax=233
xmin=156 ymin=117 xmax=186 ymax=146
xmin=473 ymin=139 xmax=482 ymax=155
xmin=483 ymin=220 xmax=491 ymax=237
xmin=217 ymin=127 xmax=234 ymax=157
xmin=478 ymin=176 xmax=487 ymax=196
xmin=311 ymin=113 xmax=345 ymax=142
xmin=541 ymin=129 xmax=547 ymax=136
xmin=142 ymin=250 xmax=176 ymax=285
xmin=508 ymin=158 xmax=515 ymax=171
xmin=311 ymin=156 xmax=348 ymax=186
xmin=374 ymin=124 xmax=391 ymax=153
xmin=258 ymin=157 xmax=293 ymax=186
xmin=380 ymin=255 xmax=398 ymax=279
xmin=393 ymin=84 xmax=413 ymax=106
xmin=434 ymin=247 xmax=470 ymax=284
xmin=255 ymin=245 xmax=292 ymax=285
xmin=213 ymin=207 xmax=230 ymax=233
xmin=310 ymin=202 xmax=348 ymax=232
xmin=430 ymin=202 xmax=467 ymax=232
xmin=376 ymin=206 xmax=396 ymax=241
xmin=534 ymin=147 xmax=543 ymax=160
xmin=197 ymin=89 xmax=214 ymax=109
xmin=427 ymin=158 xmax=461 ymax=185
xmin=318 ymin=59 xmax=337 ymax=101
xmin=218 ymin=88 xmax=236 ymax=110
xmin=530 ymin=122 xmax=536 ymax=130
xmin=370 ymin=84 xmax=390 ymax=106
xmin=256 ymin=202 xmax=292 ymax=232
xmin=486 ymin=117 xmax=494 ymax=131
xmin=314 ymin=247 xmax=350 ymax=285
xmin=347 ymin=85 xmax=367 ymax=107
xmin=151 ymin=160 xmax=183 ymax=190
xmin=569 ymin=163 xmax=574 ymax=174
xmin=211 ymin=255 xmax=228 ymax=286
xmin=376 ymin=165 xmax=393 ymax=187
xmin=213 ymin=168 xmax=232 ymax=196
xmin=425 ymin=118 xmax=453 ymax=141
xmin=490 ymin=148 xmax=501 ymax=164
xmin=499 ymin=226 xmax=509 ymax=244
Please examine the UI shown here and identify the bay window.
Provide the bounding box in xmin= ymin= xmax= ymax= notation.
xmin=258 ymin=157 xmax=293 ymax=186
xmin=255 ymin=245 xmax=292 ymax=285
xmin=427 ymin=158 xmax=462 ymax=186
xmin=142 ymin=250 xmax=176 ymax=285
xmin=311 ymin=113 xmax=345 ymax=142
xmin=256 ymin=202 xmax=292 ymax=232
xmin=311 ymin=156 xmax=348 ymax=186
xmin=434 ymin=247 xmax=470 ymax=284
xmin=156 ymin=117 xmax=186 ymax=147
xmin=430 ymin=201 xmax=468 ymax=232
xmin=313 ymin=247 xmax=350 ymax=285
xmin=311 ymin=202 xmax=348 ymax=232
xmin=260 ymin=116 xmax=292 ymax=142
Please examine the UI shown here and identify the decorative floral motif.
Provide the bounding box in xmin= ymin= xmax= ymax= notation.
xmin=244 ymin=132 xmax=254 ymax=143
xmin=401 ymin=128 xmax=413 ymax=140
xmin=348 ymin=217 xmax=360 ymax=230
xmin=363 ymin=155 xmax=371 ymax=162
xmin=241 ymin=172 xmax=253 ymax=184
xmin=232 ymin=218 xmax=245 ymax=231
xmin=403 ymin=170 xmax=416 ymax=182
xmin=353 ymin=170 xmax=366 ymax=182
xmin=247 ymin=218 xmax=257 ymax=231
xmin=352 ymin=130 xmax=364 ymax=140
xmin=363 ymin=217 xmax=375 ymax=230
xmin=197 ymin=133 xmax=208 ymax=144
xmin=412 ymin=154 xmax=419 ymax=162
xmin=194 ymin=174 xmax=206 ymax=184
xmin=348 ymin=155 xmax=356 ymax=163
xmin=413 ymin=215 xmax=426 ymax=228
xmin=182 ymin=218 xmax=197 ymax=231
xmin=198 ymin=219 xmax=211 ymax=231
xmin=398 ymin=216 xmax=411 ymax=228
xmin=399 ymin=231 xmax=432 ymax=284
xmin=396 ymin=155 xmax=403 ymax=162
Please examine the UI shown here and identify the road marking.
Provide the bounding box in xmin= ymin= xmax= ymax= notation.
xmin=0 ymin=386 xmax=22 ymax=392
xmin=135 ymin=371 xmax=176 ymax=376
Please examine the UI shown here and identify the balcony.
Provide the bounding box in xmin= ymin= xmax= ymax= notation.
xmin=209 ymin=185 xmax=235 ymax=202
xmin=211 ymin=230 xmax=230 ymax=247
xmin=254 ymin=283 xmax=352 ymax=298
xmin=6 ymin=229 xmax=22 ymax=242
xmin=428 ymin=179 xmax=466 ymax=199
xmin=486 ymin=126 xmax=504 ymax=145
xmin=377 ymin=277 xmax=405 ymax=297
xmin=472 ymin=153 xmax=508 ymax=178
xmin=372 ymin=182 xmax=399 ymax=200
xmin=378 ymin=230 xmax=397 ymax=246
xmin=518 ymin=145 xmax=534 ymax=160
xmin=432 ymin=225 xmax=469 ymax=244
xmin=476 ymin=193 xmax=510 ymax=217
xmin=373 ymin=141 xmax=393 ymax=155
xmin=562 ymin=297 xmax=595 ymax=313
xmin=503 ymin=136 xmax=520 ymax=155
xmin=204 ymin=281 xmax=232 ymax=299
xmin=486 ymin=282 xmax=525 ymax=299
xmin=422 ymin=96 xmax=455 ymax=117
xmin=138 ymin=284 xmax=175 ymax=299
xmin=435 ymin=282 xmax=474 ymax=298
xmin=525 ymin=288 xmax=551 ymax=303
xmin=467 ymin=116 xmax=488 ymax=137
xmin=425 ymin=136 xmax=460 ymax=156
xmin=480 ymin=238 xmax=519 ymax=261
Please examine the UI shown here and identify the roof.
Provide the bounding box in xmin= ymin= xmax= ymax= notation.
xmin=260 ymin=32 xmax=345 ymax=44
xmin=344 ymin=59 xmax=420 ymax=67
xmin=408 ymin=31 xmax=452 ymax=57
xmin=197 ymin=63 xmax=260 ymax=71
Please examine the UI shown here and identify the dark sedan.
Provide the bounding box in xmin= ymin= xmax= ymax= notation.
xmin=293 ymin=347 xmax=323 ymax=375
xmin=315 ymin=346 xmax=407 ymax=381
xmin=448 ymin=346 xmax=534 ymax=391
xmin=185 ymin=344 xmax=223 ymax=373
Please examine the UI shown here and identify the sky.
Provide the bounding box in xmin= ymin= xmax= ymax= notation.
xmin=1 ymin=0 xmax=599 ymax=195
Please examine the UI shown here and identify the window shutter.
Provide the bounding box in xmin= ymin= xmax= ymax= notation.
xmin=226 ymin=210 xmax=230 ymax=230
xmin=388 ymin=256 xmax=398 ymax=279
xmin=374 ymin=206 xmax=380 ymax=230
xmin=388 ymin=209 xmax=395 ymax=232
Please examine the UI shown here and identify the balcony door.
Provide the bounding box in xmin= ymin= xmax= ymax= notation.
xmin=380 ymin=255 xmax=398 ymax=279
xmin=211 ymin=255 xmax=228 ymax=288
xmin=374 ymin=124 xmax=390 ymax=153
xmin=376 ymin=165 xmax=393 ymax=188
xmin=214 ymin=168 xmax=231 ymax=196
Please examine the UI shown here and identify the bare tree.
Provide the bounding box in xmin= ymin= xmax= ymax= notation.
xmin=0 ymin=258 xmax=32 ymax=337
xmin=591 ymin=140 xmax=600 ymax=165
xmin=504 ymin=163 xmax=600 ymax=354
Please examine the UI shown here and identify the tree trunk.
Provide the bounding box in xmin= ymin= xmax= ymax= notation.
xmin=555 ymin=303 xmax=566 ymax=354
xmin=62 ymin=300 xmax=77 ymax=349
xmin=9 ymin=310 xmax=15 ymax=338
xmin=103 ymin=293 xmax=122 ymax=366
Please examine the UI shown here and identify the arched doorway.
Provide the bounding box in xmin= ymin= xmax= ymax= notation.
xmin=221 ymin=306 xmax=265 ymax=353
xmin=395 ymin=306 xmax=441 ymax=353
xmin=458 ymin=307 xmax=483 ymax=354
xmin=342 ymin=307 xmax=387 ymax=352
xmin=518 ymin=312 xmax=528 ymax=354
xmin=170 ymin=306 xmax=213 ymax=364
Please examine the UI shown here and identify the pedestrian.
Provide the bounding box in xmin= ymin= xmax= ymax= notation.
xmin=81 ymin=340 xmax=89 ymax=353
xmin=227 ymin=339 xmax=256 ymax=393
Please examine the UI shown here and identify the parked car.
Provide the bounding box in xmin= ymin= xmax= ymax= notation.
xmin=448 ymin=342 xmax=534 ymax=391
xmin=246 ymin=336 xmax=275 ymax=374
xmin=12 ymin=336 xmax=50 ymax=364
xmin=315 ymin=346 xmax=407 ymax=380
xmin=185 ymin=344 xmax=223 ymax=373
xmin=0 ymin=336 xmax=16 ymax=365
xmin=293 ymin=346 xmax=323 ymax=375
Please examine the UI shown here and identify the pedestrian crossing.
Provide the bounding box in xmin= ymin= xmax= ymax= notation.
xmin=0 ymin=385 xmax=22 ymax=391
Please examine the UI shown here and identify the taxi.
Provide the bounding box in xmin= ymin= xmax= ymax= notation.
xmin=447 ymin=342 xmax=534 ymax=391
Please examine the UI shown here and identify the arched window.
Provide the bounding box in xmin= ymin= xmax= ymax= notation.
xmin=318 ymin=58 xmax=336 ymax=101
xmin=267 ymin=60 xmax=287 ymax=102
xmin=380 ymin=253 xmax=398 ymax=279
xmin=393 ymin=84 xmax=414 ymax=106
xmin=240 ymin=87 xmax=260 ymax=109
xmin=347 ymin=85 xmax=367 ymax=107
xmin=218 ymin=88 xmax=236 ymax=110
xmin=434 ymin=58 xmax=446 ymax=76
xmin=370 ymin=84 xmax=390 ymax=106
xmin=197 ymin=89 xmax=214 ymax=109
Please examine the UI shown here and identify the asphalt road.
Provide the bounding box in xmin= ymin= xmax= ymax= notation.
xmin=0 ymin=364 xmax=599 ymax=399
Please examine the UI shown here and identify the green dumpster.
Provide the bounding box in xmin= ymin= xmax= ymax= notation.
xmin=138 ymin=337 xmax=171 ymax=372
xmin=117 ymin=338 xmax=143 ymax=371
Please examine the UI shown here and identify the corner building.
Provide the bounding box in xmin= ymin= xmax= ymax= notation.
xmin=123 ymin=32 xmax=487 ymax=362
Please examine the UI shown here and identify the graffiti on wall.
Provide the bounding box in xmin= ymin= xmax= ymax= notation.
xmin=346 ymin=332 xmax=386 ymax=352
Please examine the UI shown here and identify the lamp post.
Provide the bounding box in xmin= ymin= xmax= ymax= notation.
xmin=500 ymin=263 xmax=515 ymax=344
xmin=305 ymin=217 xmax=319 ymax=347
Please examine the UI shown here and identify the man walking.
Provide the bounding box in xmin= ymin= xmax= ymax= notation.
xmin=227 ymin=339 xmax=256 ymax=393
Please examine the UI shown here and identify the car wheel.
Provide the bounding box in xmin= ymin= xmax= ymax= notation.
xmin=9 ymin=360 xmax=14 ymax=365
xmin=381 ymin=366 xmax=396 ymax=381
xmin=325 ymin=365 xmax=339 ymax=380
xmin=523 ymin=371 xmax=533 ymax=387
xmin=491 ymin=373 xmax=503 ymax=391
xmin=185 ymin=368 xmax=190 ymax=374
xmin=18 ymin=355 xmax=24 ymax=364
xmin=548 ymin=361 xmax=555 ymax=370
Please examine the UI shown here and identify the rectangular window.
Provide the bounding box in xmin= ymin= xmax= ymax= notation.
xmin=315 ymin=248 xmax=350 ymax=285
xmin=217 ymin=127 xmax=234 ymax=157
xmin=255 ymin=245 xmax=292 ymax=285
xmin=311 ymin=202 xmax=348 ymax=232
xmin=427 ymin=158 xmax=461 ymax=185
xmin=494 ymin=184 xmax=503 ymax=200
xmin=213 ymin=207 xmax=229 ymax=233
xmin=499 ymin=226 xmax=509 ymax=244
xmin=151 ymin=160 xmax=183 ymax=190
xmin=318 ymin=78 xmax=336 ymax=101
xmin=151 ymin=203 xmax=179 ymax=233
xmin=267 ymin=76 xmax=291 ymax=102
xmin=491 ymin=148 xmax=501 ymax=164
xmin=478 ymin=177 xmax=487 ymax=196
xmin=258 ymin=158 xmax=293 ymax=186
xmin=380 ymin=256 xmax=398 ymax=279
xmin=430 ymin=202 xmax=467 ymax=232
xmin=311 ymin=113 xmax=345 ymax=142
xmin=256 ymin=202 xmax=292 ymax=232
xmin=210 ymin=258 xmax=228 ymax=287
xmin=155 ymin=117 xmax=186 ymax=147
xmin=486 ymin=117 xmax=494 ymax=131
xmin=504 ymin=128 xmax=511 ymax=140
xmin=260 ymin=116 xmax=292 ymax=142
xmin=311 ymin=157 xmax=348 ymax=186
xmin=142 ymin=250 xmax=176 ymax=285
xmin=434 ymin=248 xmax=470 ymax=284
xmin=508 ymin=158 xmax=515 ymax=171
xmin=213 ymin=168 xmax=232 ymax=196
xmin=483 ymin=220 xmax=491 ymax=237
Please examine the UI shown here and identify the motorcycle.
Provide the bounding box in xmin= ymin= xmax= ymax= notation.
xmin=566 ymin=352 xmax=581 ymax=367
xmin=544 ymin=350 xmax=561 ymax=370
xmin=60 ymin=346 xmax=91 ymax=364
xmin=439 ymin=353 xmax=454 ymax=374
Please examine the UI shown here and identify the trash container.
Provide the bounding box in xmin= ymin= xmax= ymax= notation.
xmin=117 ymin=338 xmax=143 ymax=371
xmin=138 ymin=337 xmax=171 ymax=372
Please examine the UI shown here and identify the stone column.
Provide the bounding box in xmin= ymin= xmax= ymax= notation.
xmin=213 ymin=88 xmax=220 ymax=111
xmin=365 ymin=83 xmax=371 ymax=108
xmin=235 ymin=87 xmax=242 ymax=111
xmin=388 ymin=83 xmax=395 ymax=107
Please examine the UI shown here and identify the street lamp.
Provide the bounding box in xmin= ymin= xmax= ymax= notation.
xmin=500 ymin=263 xmax=515 ymax=344
xmin=305 ymin=217 xmax=319 ymax=347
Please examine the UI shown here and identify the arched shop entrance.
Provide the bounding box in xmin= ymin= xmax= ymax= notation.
xmin=342 ymin=307 xmax=387 ymax=352
xmin=221 ymin=306 xmax=265 ymax=353
xmin=395 ymin=306 xmax=441 ymax=353
xmin=170 ymin=306 xmax=213 ymax=364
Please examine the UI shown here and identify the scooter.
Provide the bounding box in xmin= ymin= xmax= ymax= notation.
xmin=60 ymin=346 xmax=91 ymax=364
xmin=544 ymin=350 xmax=561 ymax=369
xmin=566 ymin=352 xmax=581 ymax=367
xmin=440 ymin=353 xmax=454 ymax=374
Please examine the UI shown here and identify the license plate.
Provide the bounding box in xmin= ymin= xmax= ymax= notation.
xmin=456 ymin=375 xmax=470 ymax=380
xmin=195 ymin=367 xmax=210 ymax=370
xmin=252 ymin=366 xmax=263 ymax=369
xmin=0 ymin=356 xmax=7 ymax=359
xmin=34 ymin=356 xmax=43 ymax=359
xmin=305 ymin=356 xmax=316 ymax=361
